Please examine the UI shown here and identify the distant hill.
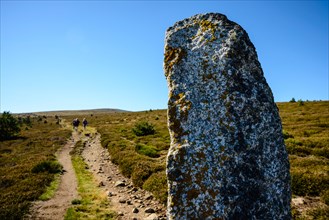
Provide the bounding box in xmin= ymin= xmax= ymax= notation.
xmin=22 ymin=108 xmax=129 ymax=116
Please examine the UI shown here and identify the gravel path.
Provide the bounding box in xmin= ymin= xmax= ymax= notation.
xmin=81 ymin=133 xmax=167 ymax=220
xmin=27 ymin=129 xmax=166 ymax=220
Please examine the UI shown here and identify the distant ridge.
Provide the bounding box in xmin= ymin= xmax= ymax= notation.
xmin=21 ymin=108 xmax=129 ymax=116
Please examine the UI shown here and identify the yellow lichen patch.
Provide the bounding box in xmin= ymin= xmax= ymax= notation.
xmin=168 ymin=104 xmax=187 ymax=143
xmin=199 ymin=19 xmax=218 ymax=42
xmin=178 ymin=93 xmax=184 ymax=99
xmin=164 ymin=46 xmax=187 ymax=76
xmin=177 ymin=94 xmax=192 ymax=122
xmin=168 ymin=92 xmax=192 ymax=143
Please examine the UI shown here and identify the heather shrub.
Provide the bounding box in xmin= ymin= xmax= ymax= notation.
xmin=0 ymin=111 xmax=21 ymax=140
xmin=143 ymin=171 xmax=168 ymax=204
xmin=132 ymin=121 xmax=155 ymax=136
xmin=32 ymin=160 xmax=63 ymax=174
xmin=135 ymin=143 xmax=160 ymax=158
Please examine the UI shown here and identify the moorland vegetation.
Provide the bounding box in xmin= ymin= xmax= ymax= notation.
xmin=0 ymin=101 xmax=328 ymax=219
xmin=0 ymin=114 xmax=71 ymax=219
xmin=82 ymin=101 xmax=329 ymax=219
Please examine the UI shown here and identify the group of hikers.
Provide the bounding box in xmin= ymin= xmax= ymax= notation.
xmin=72 ymin=118 xmax=88 ymax=131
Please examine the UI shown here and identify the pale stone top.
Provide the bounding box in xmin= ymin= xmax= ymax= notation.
xmin=164 ymin=13 xmax=291 ymax=219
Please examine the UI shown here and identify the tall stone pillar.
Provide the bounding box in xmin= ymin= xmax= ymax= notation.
xmin=164 ymin=13 xmax=291 ymax=219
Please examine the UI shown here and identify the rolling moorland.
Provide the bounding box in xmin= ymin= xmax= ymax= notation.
xmin=0 ymin=101 xmax=328 ymax=219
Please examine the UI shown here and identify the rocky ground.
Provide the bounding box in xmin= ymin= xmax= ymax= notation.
xmin=27 ymin=130 xmax=166 ymax=220
xmin=81 ymin=133 xmax=167 ymax=220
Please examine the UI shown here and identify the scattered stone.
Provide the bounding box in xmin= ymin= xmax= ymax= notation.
xmin=107 ymin=192 xmax=116 ymax=197
xmin=132 ymin=208 xmax=139 ymax=213
xmin=145 ymin=194 xmax=153 ymax=200
xmin=164 ymin=13 xmax=291 ymax=219
xmin=98 ymin=181 xmax=105 ymax=187
xmin=127 ymin=200 xmax=133 ymax=205
xmin=144 ymin=213 xmax=159 ymax=220
xmin=115 ymin=181 xmax=125 ymax=187
xmin=119 ymin=198 xmax=126 ymax=203
xmin=132 ymin=195 xmax=140 ymax=199
xmin=144 ymin=207 xmax=155 ymax=214
xmin=117 ymin=211 xmax=124 ymax=216
xmin=292 ymin=197 xmax=306 ymax=206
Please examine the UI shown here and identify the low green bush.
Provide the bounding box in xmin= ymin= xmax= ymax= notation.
xmin=71 ymin=199 xmax=82 ymax=205
xmin=117 ymin=152 xmax=139 ymax=177
xmin=291 ymin=172 xmax=329 ymax=196
xmin=132 ymin=121 xmax=155 ymax=136
xmin=143 ymin=171 xmax=168 ymax=204
xmin=0 ymin=111 xmax=21 ymax=140
xmin=135 ymin=143 xmax=160 ymax=158
xmin=298 ymin=99 xmax=304 ymax=106
xmin=32 ymin=160 xmax=63 ymax=174
xmin=289 ymin=98 xmax=296 ymax=103
xmin=132 ymin=161 xmax=153 ymax=187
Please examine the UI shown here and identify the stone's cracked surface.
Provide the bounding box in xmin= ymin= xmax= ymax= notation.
xmin=164 ymin=13 xmax=291 ymax=219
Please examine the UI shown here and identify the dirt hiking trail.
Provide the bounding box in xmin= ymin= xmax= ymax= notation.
xmin=26 ymin=132 xmax=80 ymax=220
xmin=27 ymin=129 xmax=166 ymax=220
xmin=81 ymin=133 xmax=166 ymax=220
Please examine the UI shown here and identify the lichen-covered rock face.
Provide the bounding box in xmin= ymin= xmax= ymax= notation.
xmin=164 ymin=13 xmax=291 ymax=219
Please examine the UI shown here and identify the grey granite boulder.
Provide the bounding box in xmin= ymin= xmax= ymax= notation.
xmin=164 ymin=13 xmax=291 ymax=219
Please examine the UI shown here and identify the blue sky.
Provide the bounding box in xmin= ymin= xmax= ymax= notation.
xmin=1 ymin=1 xmax=328 ymax=113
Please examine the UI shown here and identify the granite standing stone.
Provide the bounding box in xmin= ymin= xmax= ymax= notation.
xmin=164 ymin=13 xmax=291 ymax=219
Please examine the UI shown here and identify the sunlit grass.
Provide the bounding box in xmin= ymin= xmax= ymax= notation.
xmin=1 ymin=101 xmax=324 ymax=219
xmin=66 ymin=101 xmax=328 ymax=219
xmin=65 ymin=140 xmax=115 ymax=220
xmin=39 ymin=173 xmax=61 ymax=201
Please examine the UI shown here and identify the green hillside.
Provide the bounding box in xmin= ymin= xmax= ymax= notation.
xmin=84 ymin=101 xmax=328 ymax=218
xmin=1 ymin=101 xmax=328 ymax=219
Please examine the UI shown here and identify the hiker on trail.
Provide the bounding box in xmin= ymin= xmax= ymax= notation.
xmin=72 ymin=118 xmax=80 ymax=131
xmin=82 ymin=118 xmax=88 ymax=129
